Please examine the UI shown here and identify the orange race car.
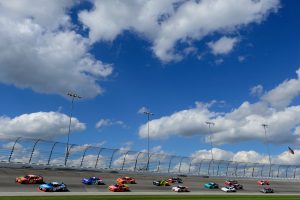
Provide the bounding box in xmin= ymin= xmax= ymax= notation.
xmin=108 ymin=184 xmax=130 ymax=192
xmin=116 ymin=176 xmax=136 ymax=184
xmin=16 ymin=174 xmax=44 ymax=184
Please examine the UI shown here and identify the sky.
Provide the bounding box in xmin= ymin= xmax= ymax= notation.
xmin=1 ymin=0 xmax=300 ymax=165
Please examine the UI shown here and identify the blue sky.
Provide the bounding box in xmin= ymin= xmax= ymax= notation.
xmin=1 ymin=0 xmax=300 ymax=164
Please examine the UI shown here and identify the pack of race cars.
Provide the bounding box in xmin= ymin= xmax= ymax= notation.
xmin=15 ymin=174 xmax=274 ymax=193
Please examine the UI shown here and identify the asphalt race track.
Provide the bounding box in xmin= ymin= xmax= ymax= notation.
xmin=0 ymin=167 xmax=300 ymax=196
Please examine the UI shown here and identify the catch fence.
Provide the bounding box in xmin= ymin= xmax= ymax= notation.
xmin=0 ymin=137 xmax=298 ymax=179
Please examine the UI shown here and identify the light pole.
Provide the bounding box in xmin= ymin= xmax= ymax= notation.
xmin=143 ymin=111 xmax=154 ymax=171
xmin=206 ymin=121 xmax=215 ymax=160
xmin=206 ymin=121 xmax=215 ymax=175
xmin=64 ymin=92 xmax=81 ymax=166
xmin=262 ymin=123 xmax=272 ymax=177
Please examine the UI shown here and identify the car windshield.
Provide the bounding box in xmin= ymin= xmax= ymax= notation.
xmin=24 ymin=176 xmax=30 ymax=179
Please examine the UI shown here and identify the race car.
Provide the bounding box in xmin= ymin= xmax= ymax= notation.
xmin=15 ymin=174 xmax=44 ymax=184
xmin=204 ymin=182 xmax=219 ymax=189
xmin=153 ymin=180 xmax=170 ymax=186
xmin=38 ymin=182 xmax=68 ymax=192
xmin=260 ymin=187 xmax=274 ymax=193
xmin=168 ymin=177 xmax=183 ymax=183
xmin=257 ymin=180 xmax=270 ymax=185
xmin=232 ymin=183 xmax=243 ymax=190
xmin=116 ymin=177 xmax=136 ymax=184
xmin=224 ymin=180 xmax=238 ymax=186
xmin=171 ymin=185 xmax=190 ymax=192
xmin=221 ymin=186 xmax=237 ymax=192
xmin=82 ymin=177 xmax=105 ymax=185
xmin=108 ymin=184 xmax=130 ymax=192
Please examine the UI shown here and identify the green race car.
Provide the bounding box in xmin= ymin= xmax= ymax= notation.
xmin=204 ymin=182 xmax=219 ymax=189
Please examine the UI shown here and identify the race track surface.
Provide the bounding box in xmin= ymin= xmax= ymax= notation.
xmin=0 ymin=168 xmax=299 ymax=196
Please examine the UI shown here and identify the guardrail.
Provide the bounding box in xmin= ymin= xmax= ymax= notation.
xmin=0 ymin=137 xmax=299 ymax=179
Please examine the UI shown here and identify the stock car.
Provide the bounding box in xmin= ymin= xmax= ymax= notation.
xmin=221 ymin=186 xmax=237 ymax=192
xmin=108 ymin=184 xmax=130 ymax=192
xmin=224 ymin=180 xmax=238 ymax=186
xmin=232 ymin=183 xmax=243 ymax=189
xmin=153 ymin=180 xmax=170 ymax=186
xmin=116 ymin=177 xmax=136 ymax=184
xmin=38 ymin=182 xmax=68 ymax=192
xmin=15 ymin=175 xmax=44 ymax=184
xmin=168 ymin=177 xmax=183 ymax=183
xmin=82 ymin=177 xmax=105 ymax=185
xmin=204 ymin=182 xmax=219 ymax=189
xmin=260 ymin=187 xmax=274 ymax=193
xmin=171 ymin=185 xmax=190 ymax=192
xmin=257 ymin=180 xmax=270 ymax=185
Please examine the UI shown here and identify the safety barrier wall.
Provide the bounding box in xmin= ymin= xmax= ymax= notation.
xmin=0 ymin=137 xmax=299 ymax=179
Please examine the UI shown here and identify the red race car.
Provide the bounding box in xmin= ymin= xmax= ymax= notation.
xmin=224 ymin=180 xmax=238 ymax=186
xmin=16 ymin=174 xmax=44 ymax=184
xmin=108 ymin=184 xmax=130 ymax=192
xmin=116 ymin=177 xmax=136 ymax=184
xmin=257 ymin=180 xmax=270 ymax=185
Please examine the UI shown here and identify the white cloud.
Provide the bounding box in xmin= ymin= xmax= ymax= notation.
xmin=95 ymin=118 xmax=125 ymax=129
xmin=0 ymin=1 xmax=113 ymax=98
xmin=208 ymin=37 xmax=239 ymax=55
xmin=238 ymin=55 xmax=246 ymax=62
xmin=262 ymin=68 xmax=300 ymax=109
xmin=137 ymin=106 xmax=151 ymax=114
xmin=250 ymin=84 xmax=264 ymax=96
xmin=79 ymin=0 xmax=280 ymax=62
xmin=0 ymin=112 xmax=85 ymax=139
xmin=139 ymin=68 xmax=300 ymax=145
xmin=191 ymin=147 xmax=300 ymax=165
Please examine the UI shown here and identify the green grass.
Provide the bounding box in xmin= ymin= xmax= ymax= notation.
xmin=1 ymin=196 xmax=300 ymax=200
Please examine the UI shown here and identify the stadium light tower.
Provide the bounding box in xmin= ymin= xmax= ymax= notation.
xmin=206 ymin=121 xmax=215 ymax=161
xmin=64 ymin=92 xmax=81 ymax=166
xmin=143 ymin=111 xmax=154 ymax=171
xmin=262 ymin=123 xmax=272 ymax=177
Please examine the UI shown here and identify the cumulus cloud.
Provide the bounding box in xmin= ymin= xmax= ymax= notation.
xmin=208 ymin=37 xmax=239 ymax=55
xmin=250 ymin=85 xmax=264 ymax=96
xmin=191 ymin=147 xmax=300 ymax=165
xmin=95 ymin=118 xmax=125 ymax=129
xmin=0 ymin=0 xmax=113 ymax=98
xmin=0 ymin=112 xmax=85 ymax=139
xmin=262 ymin=68 xmax=300 ymax=109
xmin=79 ymin=0 xmax=280 ymax=62
xmin=139 ymin=68 xmax=300 ymax=145
xmin=137 ymin=106 xmax=151 ymax=114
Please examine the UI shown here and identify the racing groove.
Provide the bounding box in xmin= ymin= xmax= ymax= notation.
xmin=0 ymin=168 xmax=299 ymax=195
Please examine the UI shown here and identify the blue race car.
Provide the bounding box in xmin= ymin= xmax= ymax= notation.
xmin=204 ymin=182 xmax=219 ymax=189
xmin=82 ymin=177 xmax=105 ymax=185
xmin=38 ymin=182 xmax=68 ymax=192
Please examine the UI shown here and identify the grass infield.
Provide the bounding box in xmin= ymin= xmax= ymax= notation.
xmin=1 ymin=196 xmax=300 ymax=200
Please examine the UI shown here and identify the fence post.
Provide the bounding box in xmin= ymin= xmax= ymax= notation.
xmin=29 ymin=139 xmax=41 ymax=164
xmin=8 ymin=137 xmax=21 ymax=162
xmin=65 ymin=144 xmax=75 ymax=166
xmin=286 ymin=165 xmax=291 ymax=178
xmin=121 ymin=151 xmax=130 ymax=170
xmin=47 ymin=142 xmax=58 ymax=165
xmin=168 ymin=155 xmax=176 ymax=173
xmin=198 ymin=160 xmax=204 ymax=175
xmin=80 ymin=146 xmax=91 ymax=167
xmin=178 ymin=157 xmax=186 ymax=173
xmin=225 ymin=161 xmax=231 ymax=176
xmin=134 ymin=152 xmax=143 ymax=171
xmin=95 ymin=148 xmax=104 ymax=169
xmin=208 ymin=159 xmax=214 ymax=175
xmin=108 ymin=149 xmax=118 ymax=169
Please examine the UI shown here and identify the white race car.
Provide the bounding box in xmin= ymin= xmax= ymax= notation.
xmin=221 ymin=186 xmax=236 ymax=192
xmin=171 ymin=185 xmax=190 ymax=192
